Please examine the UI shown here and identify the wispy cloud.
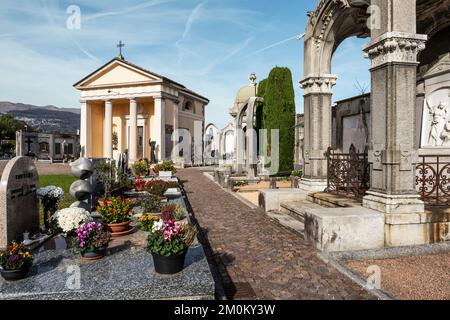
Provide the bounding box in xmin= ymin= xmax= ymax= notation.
xmin=199 ymin=37 xmax=254 ymax=76
xmin=83 ymin=0 xmax=175 ymax=22
xmin=245 ymin=33 xmax=305 ymax=58
xmin=175 ymin=0 xmax=209 ymax=63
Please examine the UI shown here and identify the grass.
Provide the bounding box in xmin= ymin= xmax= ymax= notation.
xmin=39 ymin=175 xmax=77 ymax=225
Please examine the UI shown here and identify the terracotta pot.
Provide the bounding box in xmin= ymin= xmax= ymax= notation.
xmin=81 ymin=246 xmax=108 ymax=261
xmin=0 ymin=264 xmax=32 ymax=281
xmin=152 ymin=252 xmax=187 ymax=275
xmin=106 ymin=221 xmax=132 ymax=236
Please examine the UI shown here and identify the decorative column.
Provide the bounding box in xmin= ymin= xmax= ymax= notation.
xmin=299 ymin=75 xmax=337 ymax=192
xmin=80 ymin=100 xmax=91 ymax=158
xmin=363 ymin=0 xmax=427 ymax=223
xmin=103 ymin=100 xmax=113 ymax=159
xmin=129 ymin=98 xmax=138 ymax=164
xmin=172 ymin=101 xmax=179 ymax=161
xmin=153 ymin=96 xmax=166 ymax=162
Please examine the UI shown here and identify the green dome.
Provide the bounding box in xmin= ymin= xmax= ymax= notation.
xmin=230 ymin=84 xmax=258 ymax=116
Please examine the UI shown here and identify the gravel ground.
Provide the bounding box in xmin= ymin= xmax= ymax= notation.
xmin=347 ymin=253 xmax=450 ymax=300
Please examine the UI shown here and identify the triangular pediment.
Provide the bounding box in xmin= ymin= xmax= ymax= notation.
xmin=424 ymin=53 xmax=450 ymax=78
xmin=74 ymin=58 xmax=163 ymax=89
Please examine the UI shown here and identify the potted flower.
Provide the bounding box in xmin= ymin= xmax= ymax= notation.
xmin=138 ymin=214 xmax=159 ymax=232
xmin=0 ymin=242 xmax=33 ymax=281
xmin=290 ymin=170 xmax=303 ymax=189
xmin=37 ymin=185 xmax=64 ymax=230
xmin=147 ymin=218 xmax=197 ymax=275
xmin=49 ymin=208 xmax=93 ymax=242
xmin=134 ymin=179 xmax=147 ymax=192
xmin=131 ymin=159 xmax=150 ymax=178
xmin=96 ymin=197 xmax=134 ymax=236
xmin=143 ymin=180 xmax=170 ymax=197
xmin=153 ymin=161 xmax=177 ymax=176
xmin=140 ymin=194 xmax=162 ymax=214
xmin=73 ymin=222 xmax=111 ymax=261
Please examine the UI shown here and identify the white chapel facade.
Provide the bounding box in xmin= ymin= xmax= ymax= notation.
xmin=74 ymin=56 xmax=209 ymax=164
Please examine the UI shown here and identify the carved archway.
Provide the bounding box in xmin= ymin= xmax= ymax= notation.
xmin=304 ymin=0 xmax=370 ymax=76
xmin=235 ymin=97 xmax=264 ymax=176
xmin=301 ymin=0 xmax=371 ymax=191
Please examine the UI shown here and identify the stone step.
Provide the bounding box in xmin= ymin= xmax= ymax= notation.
xmin=280 ymin=200 xmax=323 ymax=224
xmin=307 ymin=192 xmax=362 ymax=208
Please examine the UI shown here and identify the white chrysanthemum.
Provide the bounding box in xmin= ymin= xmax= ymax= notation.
xmin=51 ymin=208 xmax=93 ymax=234
xmin=152 ymin=220 xmax=164 ymax=233
xmin=37 ymin=186 xmax=64 ymax=199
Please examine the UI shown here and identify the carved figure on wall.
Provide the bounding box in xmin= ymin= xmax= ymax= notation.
xmin=427 ymin=100 xmax=449 ymax=146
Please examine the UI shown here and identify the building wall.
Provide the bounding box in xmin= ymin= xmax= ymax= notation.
xmin=90 ymin=102 xmax=104 ymax=158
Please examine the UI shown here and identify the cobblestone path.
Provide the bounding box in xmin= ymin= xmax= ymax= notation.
xmin=178 ymin=168 xmax=375 ymax=300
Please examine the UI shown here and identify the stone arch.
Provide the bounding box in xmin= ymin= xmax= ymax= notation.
xmin=304 ymin=0 xmax=370 ymax=76
xmin=301 ymin=0 xmax=371 ymax=191
xmin=204 ymin=123 xmax=220 ymax=164
xmin=235 ymin=97 xmax=264 ymax=176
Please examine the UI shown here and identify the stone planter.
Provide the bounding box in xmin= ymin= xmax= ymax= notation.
xmin=0 ymin=264 xmax=32 ymax=281
xmin=106 ymin=221 xmax=132 ymax=237
xmin=152 ymin=252 xmax=187 ymax=275
xmin=290 ymin=176 xmax=300 ymax=189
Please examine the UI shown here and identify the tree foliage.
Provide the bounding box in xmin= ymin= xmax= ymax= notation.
xmin=262 ymin=67 xmax=296 ymax=173
xmin=255 ymin=78 xmax=267 ymax=131
xmin=0 ymin=114 xmax=25 ymax=140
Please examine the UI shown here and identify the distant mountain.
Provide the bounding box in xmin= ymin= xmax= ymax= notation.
xmin=0 ymin=102 xmax=80 ymax=134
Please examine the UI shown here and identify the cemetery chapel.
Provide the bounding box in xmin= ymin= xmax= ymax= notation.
xmin=74 ymin=45 xmax=209 ymax=164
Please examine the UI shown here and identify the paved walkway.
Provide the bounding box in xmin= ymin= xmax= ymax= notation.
xmin=178 ymin=168 xmax=374 ymax=300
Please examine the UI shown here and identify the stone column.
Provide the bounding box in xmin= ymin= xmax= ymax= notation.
xmin=129 ymin=98 xmax=138 ymax=164
xmin=153 ymin=96 xmax=166 ymax=162
xmin=299 ymin=75 xmax=337 ymax=192
xmin=363 ymin=0 xmax=427 ymax=218
xmin=80 ymin=100 xmax=91 ymax=158
xmin=172 ymin=101 xmax=179 ymax=161
xmin=103 ymin=100 xmax=113 ymax=159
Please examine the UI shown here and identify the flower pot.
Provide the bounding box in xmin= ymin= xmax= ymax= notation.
xmin=106 ymin=221 xmax=132 ymax=237
xmin=0 ymin=265 xmax=31 ymax=281
xmin=81 ymin=246 xmax=108 ymax=261
xmin=152 ymin=252 xmax=187 ymax=275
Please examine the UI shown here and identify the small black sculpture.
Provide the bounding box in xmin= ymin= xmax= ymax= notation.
xmin=150 ymin=140 xmax=157 ymax=164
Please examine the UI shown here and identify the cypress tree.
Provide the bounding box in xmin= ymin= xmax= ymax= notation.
xmin=263 ymin=67 xmax=296 ymax=173
xmin=255 ymin=78 xmax=267 ymax=131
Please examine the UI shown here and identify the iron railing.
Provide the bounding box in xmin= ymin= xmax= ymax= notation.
xmin=325 ymin=145 xmax=370 ymax=198
xmin=416 ymin=155 xmax=450 ymax=206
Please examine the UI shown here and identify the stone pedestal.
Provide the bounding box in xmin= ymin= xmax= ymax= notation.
xmin=363 ymin=191 xmax=425 ymax=215
xmin=304 ymin=208 xmax=385 ymax=252
xmin=299 ymin=178 xmax=327 ymax=193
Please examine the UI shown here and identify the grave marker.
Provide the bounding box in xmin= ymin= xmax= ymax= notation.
xmin=0 ymin=157 xmax=40 ymax=248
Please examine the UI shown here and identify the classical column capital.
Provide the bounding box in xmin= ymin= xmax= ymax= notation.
xmin=300 ymin=74 xmax=337 ymax=95
xmin=364 ymin=32 xmax=427 ymax=69
xmin=129 ymin=97 xmax=137 ymax=102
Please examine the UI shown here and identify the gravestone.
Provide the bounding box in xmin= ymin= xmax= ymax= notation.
xmin=0 ymin=157 xmax=40 ymax=248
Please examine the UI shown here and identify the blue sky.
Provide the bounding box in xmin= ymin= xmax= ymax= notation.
xmin=0 ymin=0 xmax=370 ymax=128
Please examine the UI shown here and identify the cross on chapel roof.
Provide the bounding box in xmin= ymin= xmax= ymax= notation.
xmin=117 ymin=41 xmax=125 ymax=60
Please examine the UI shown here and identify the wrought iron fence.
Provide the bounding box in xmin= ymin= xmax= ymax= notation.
xmin=325 ymin=145 xmax=370 ymax=198
xmin=416 ymin=155 xmax=450 ymax=206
